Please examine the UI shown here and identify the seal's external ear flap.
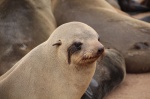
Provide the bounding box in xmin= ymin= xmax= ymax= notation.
xmin=52 ymin=40 xmax=62 ymax=46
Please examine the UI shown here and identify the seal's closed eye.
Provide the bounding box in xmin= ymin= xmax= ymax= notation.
xmin=98 ymin=37 xmax=100 ymax=42
xmin=52 ymin=40 xmax=62 ymax=46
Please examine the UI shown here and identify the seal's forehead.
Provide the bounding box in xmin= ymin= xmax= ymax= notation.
xmin=51 ymin=22 xmax=99 ymax=39
xmin=71 ymin=29 xmax=98 ymax=39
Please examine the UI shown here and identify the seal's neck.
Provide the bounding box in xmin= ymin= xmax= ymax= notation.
xmin=51 ymin=63 xmax=97 ymax=99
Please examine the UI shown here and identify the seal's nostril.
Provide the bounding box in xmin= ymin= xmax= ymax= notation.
xmin=97 ymin=47 xmax=104 ymax=55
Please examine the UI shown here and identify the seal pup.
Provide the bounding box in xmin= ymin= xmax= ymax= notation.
xmin=52 ymin=0 xmax=150 ymax=73
xmin=0 ymin=22 xmax=104 ymax=99
xmin=0 ymin=0 xmax=56 ymax=75
xmin=82 ymin=49 xmax=126 ymax=99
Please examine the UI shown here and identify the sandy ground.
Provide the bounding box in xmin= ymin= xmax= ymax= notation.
xmin=104 ymin=73 xmax=150 ymax=99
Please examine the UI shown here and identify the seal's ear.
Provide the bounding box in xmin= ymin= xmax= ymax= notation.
xmin=52 ymin=40 xmax=62 ymax=46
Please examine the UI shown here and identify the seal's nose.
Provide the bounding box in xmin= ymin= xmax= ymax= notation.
xmin=97 ymin=47 xmax=104 ymax=55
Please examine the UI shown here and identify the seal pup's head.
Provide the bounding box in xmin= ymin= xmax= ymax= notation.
xmin=48 ymin=22 xmax=104 ymax=98
xmin=51 ymin=22 xmax=104 ymax=68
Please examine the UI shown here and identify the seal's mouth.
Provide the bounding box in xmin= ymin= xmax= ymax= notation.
xmin=79 ymin=54 xmax=103 ymax=64
xmin=82 ymin=55 xmax=99 ymax=61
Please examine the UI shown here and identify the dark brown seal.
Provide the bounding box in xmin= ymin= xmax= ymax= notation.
xmin=52 ymin=0 xmax=150 ymax=73
xmin=0 ymin=0 xmax=56 ymax=75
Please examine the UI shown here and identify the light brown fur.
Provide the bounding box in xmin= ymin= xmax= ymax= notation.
xmin=0 ymin=22 xmax=104 ymax=99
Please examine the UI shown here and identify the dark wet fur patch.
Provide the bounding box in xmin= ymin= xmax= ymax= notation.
xmin=67 ymin=42 xmax=82 ymax=64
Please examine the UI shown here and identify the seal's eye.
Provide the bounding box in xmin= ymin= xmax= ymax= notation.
xmin=73 ymin=42 xmax=82 ymax=50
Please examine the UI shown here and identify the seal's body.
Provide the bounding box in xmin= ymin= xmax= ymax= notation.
xmin=52 ymin=0 xmax=150 ymax=73
xmin=0 ymin=22 xmax=104 ymax=99
xmin=0 ymin=0 xmax=56 ymax=75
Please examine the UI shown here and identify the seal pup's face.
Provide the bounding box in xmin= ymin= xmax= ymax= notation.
xmin=52 ymin=22 xmax=104 ymax=66
xmin=67 ymin=38 xmax=104 ymax=65
xmin=48 ymin=22 xmax=104 ymax=98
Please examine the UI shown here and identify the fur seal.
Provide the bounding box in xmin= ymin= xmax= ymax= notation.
xmin=82 ymin=48 xmax=126 ymax=99
xmin=0 ymin=0 xmax=56 ymax=75
xmin=52 ymin=0 xmax=150 ymax=73
xmin=0 ymin=22 xmax=104 ymax=99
